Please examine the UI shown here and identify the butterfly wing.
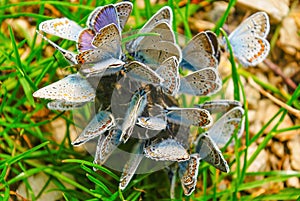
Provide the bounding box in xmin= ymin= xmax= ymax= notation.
xmin=128 ymin=21 xmax=176 ymax=56
xmin=39 ymin=18 xmax=83 ymax=41
xmin=195 ymin=99 xmax=242 ymax=114
xmin=141 ymin=6 xmax=172 ymax=31
xmin=78 ymin=58 xmax=124 ymax=77
xmin=178 ymin=153 xmax=200 ymax=196
xmin=206 ymin=31 xmax=221 ymax=63
xmin=47 ymin=100 xmax=88 ymax=111
xmin=166 ymin=107 xmax=213 ymax=128
xmin=181 ymin=32 xmax=218 ymax=71
xmin=229 ymin=12 xmax=270 ymax=39
xmin=144 ymin=138 xmax=190 ymax=162
xmin=92 ymin=23 xmax=122 ymax=58
xmin=196 ymin=134 xmax=229 ymax=173
xmin=114 ymin=1 xmax=133 ymax=30
xmin=72 ymin=111 xmax=116 ymax=146
xmin=156 ymin=56 xmax=180 ymax=96
xmin=228 ymin=12 xmax=270 ymax=66
xmin=119 ymin=141 xmax=145 ymax=190
xmin=126 ymin=7 xmax=173 ymax=52
xmin=86 ymin=4 xmax=120 ymax=32
xmin=135 ymin=41 xmax=182 ymax=65
xmin=76 ymin=24 xmax=122 ymax=64
xmin=124 ymin=61 xmax=163 ymax=85
xmin=33 ymin=73 xmax=95 ymax=102
xmin=77 ymin=28 xmax=96 ymax=52
xmin=208 ymin=107 xmax=245 ymax=148
xmin=93 ymin=134 xmax=106 ymax=171
xmin=94 ymin=128 xmax=122 ymax=166
xmin=231 ymin=35 xmax=270 ymax=66
xmin=120 ymin=89 xmax=148 ymax=143
xmin=136 ymin=116 xmax=167 ymax=131
xmin=179 ymin=67 xmax=222 ymax=96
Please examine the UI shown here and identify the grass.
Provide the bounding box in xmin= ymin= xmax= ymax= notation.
xmin=1 ymin=0 xmax=300 ymax=201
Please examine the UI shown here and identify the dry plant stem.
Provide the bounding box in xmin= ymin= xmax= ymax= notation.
xmin=248 ymin=78 xmax=300 ymax=119
xmin=10 ymin=191 xmax=29 ymax=201
xmin=263 ymin=59 xmax=297 ymax=90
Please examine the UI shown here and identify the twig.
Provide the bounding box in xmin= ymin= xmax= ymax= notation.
xmin=249 ymin=78 xmax=300 ymax=119
xmin=263 ymin=59 xmax=297 ymax=90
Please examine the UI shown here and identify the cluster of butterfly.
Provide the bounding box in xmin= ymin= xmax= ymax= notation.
xmin=33 ymin=2 xmax=270 ymax=196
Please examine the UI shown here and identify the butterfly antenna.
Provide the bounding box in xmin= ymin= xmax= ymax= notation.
xmin=36 ymin=30 xmax=77 ymax=64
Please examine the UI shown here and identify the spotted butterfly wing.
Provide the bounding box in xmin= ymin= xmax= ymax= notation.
xmin=229 ymin=12 xmax=270 ymax=39
xmin=119 ymin=141 xmax=145 ymax=190
xmin=124 ymin=61 xmax=163 ymax=85
xmin=208 ymin=107 xmax=245 ymax=148
xmin=196 ymin=133 xmax=229 ymax=173
xmin=47 ymin=100 xmax=88 ymax=111
xmin=141 ymin=6 xmax=173 ymax=31
xmin=178 ymin=153 xmax=201 ymax=196
xmin=76 ymin=23 xmax=122 ymax=64
xmin=179 ymin=67 xmax=222 ymax=96
xmin=33 ymin=73 xmax=95 ymax=103
xmin=94 ymin=128 xmax=122 ymax=167
xmin=126 ymin=6 xmax=173 ymax=56
xmin=181 ymin=31 xmax=218 ymax=71
xmin=72 ymin=111 xmax=116 ymax=146
xmin=228 ymin=12 xmax=270 ymax=66
xmin=144 ymin=138 xmax=190 ymax=162
xmin=114 ymin=1 xmax=133 ymax=30
xmin=195 ymin=99 xmax=242 ymax=114
xmin=39 ymin=18 xmax=83 ymax=41
xmin=166 ymin=107 xmax=213 ymax=128
xmin=230 ymin=35 xmax=270 ymax=66
xmin=135 ymin=41 xmax=182 ymax=65
xmin=156 ymin=56 xmax=180 ymax=96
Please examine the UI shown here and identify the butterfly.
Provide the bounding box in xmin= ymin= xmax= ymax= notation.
xmin=120 ymin=89 xmax=148 ymax=143
xmin=181 ymin=31 xmax=219 ymax=71
xmin=78 ymin=2 xmax=132 ymax=51
xmin=227 ymin=12 xmax=270 ymax=66
xmin=93 ymin=128 xmax=122 ymax=168
xmin=33 ymin=73 xmax=95 ymax=103
xmin=178 ymin=153 xmax=201 ymax=196
xmin=144 ymin=138 xmax=190 ymax=162
xmin=179 ymin=67 xmax=222 ymax=96
xmin=165 ymin=107 xmax=213 ymax=128
xmin=37 ymin=23 xmax=124 ymax=76
xmin=119 ymin=141 xmax=145 ymax=190
xmin=72 ymin=110 xmax=116 ymax=146
xmin=203 ymin=106 xmax=245 ymax=148
xmin=39 ymin=2 xmax=132 ymax=51
xmin=194 ymin=106 xmax=244 ymax=172
xmin=78 ymin=4 xmax=121 ymax=52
